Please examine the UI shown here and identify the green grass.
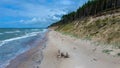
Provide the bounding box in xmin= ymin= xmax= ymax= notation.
xmin=102 ymin=49 xmax=113 ymax=54
xmin=117 ymin=53 xmax=120 ymax=56
xmin=53 ymin=14 xmax=120 ymax=47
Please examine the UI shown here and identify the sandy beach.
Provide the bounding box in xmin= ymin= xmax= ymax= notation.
xmin=6 ymin=33 xmax=47 ymax=68
xmin=7 ymin=30 xmax=120 ymax=68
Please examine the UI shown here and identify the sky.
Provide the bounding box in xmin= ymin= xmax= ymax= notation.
xmin=0 ymin=0 xmax=88 ymax=28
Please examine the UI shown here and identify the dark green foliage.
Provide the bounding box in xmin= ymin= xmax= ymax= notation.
xmin=117 ymin=53 xmax=120 ymax=56
xmin=49 ymin=0 xmax=120 ymax=27
xmin=102 ymin=49 xmax=113 ymax=54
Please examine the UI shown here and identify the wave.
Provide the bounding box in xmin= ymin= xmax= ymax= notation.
xmin=0 ymin=29 xmax=48 ymax=68
xmin=0 ymin=29 xmax=48 ymax=47
xmin=0 ymin=41 xmax=6 ymax=46
xmin=4 ymin=30 xmax=20 ymax=34
xmin=42 ymin=29 xmax=47 ymax=32
xmin=0 ymin=33 xmax=3 ymax=35
xmin=0 ymin=29 xmax=48 ymax=46
xmin=0 ymin=30 xmax=20 ymax=35
xmin=0 ymin=31 xmax=42 ymax=47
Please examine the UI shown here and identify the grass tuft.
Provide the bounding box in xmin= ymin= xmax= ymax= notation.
xmin=102 ymin=49 xmax=113 ymax=54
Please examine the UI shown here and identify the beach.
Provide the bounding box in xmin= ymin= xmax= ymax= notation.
xmin=7 ymin=30 xmax=120 ymax=68
xmin=6 ymin=30 xmax=48 ymax=68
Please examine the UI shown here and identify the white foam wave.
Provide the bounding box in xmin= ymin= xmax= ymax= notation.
xmin=0 ymin=29 xmax=48 ymax=47
xmin=42 ymin=29 xmax=47 ymax=32
xmin=0 ymin=41 xmax=6 ymax=46
xmin=4 ymin=30 xmax=20 ymax=34
xmin=0 ymin=33 xmax=3 ymax=35
xmin=0 ymin=31 xmax=41 ymax=47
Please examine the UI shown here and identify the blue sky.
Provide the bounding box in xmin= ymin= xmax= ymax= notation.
xmin=0 ymin=0 xmax=88 ymax=28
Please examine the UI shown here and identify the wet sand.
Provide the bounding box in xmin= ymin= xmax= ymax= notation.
xmin=6 ymin=33 xmax=47 ymax=68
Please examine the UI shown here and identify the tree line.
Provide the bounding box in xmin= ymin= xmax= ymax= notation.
xmin=50 ymin=0 xmax=120 ymax=26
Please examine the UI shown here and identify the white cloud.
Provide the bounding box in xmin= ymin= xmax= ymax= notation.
xmin=0 ymin=0 xmax=88 ymax=27
xmin=19 ymin=8 xmax=67 ymax=24
xmin=19 ymin=15 xmax=61 ymax=24
xmin=19 ymin=17 xmax=43 ymax=24
xmin=52 ymin=16 xmax=60 ymax=20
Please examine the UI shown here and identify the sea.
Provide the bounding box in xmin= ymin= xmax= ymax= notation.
xmin=0 ymin=28 xmax=47 ymax=68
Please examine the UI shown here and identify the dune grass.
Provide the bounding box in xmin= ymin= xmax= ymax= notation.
xmin=54 ymin=14 xmax=120 ymax=47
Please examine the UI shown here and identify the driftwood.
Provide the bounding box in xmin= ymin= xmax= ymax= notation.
xmin=57 ymin=50 xmax=61 ymax=58
xmin=64 ymin=52 xmax=69 ymax=58
xmin=57 ymin=50 xmax=69 ymax=58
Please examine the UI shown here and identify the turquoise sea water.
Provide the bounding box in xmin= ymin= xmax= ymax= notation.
xmin=0 ymin=28 xmax=47 ymax=68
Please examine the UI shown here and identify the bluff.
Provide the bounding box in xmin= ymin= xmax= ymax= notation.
xmin=49 ymin=0 xmax=120 ymax=47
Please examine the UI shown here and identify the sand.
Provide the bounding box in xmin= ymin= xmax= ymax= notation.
xmin=7 ymin=30 xmax=120 ymax=68
xmin=6 ymin=34 xmax=47 ymax=68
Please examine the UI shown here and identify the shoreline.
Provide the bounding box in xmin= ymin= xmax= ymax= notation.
xmin=6 ymin=31 xmax=48 ymax=68
xmin=6 ymin=30 xmax=120 ymax=68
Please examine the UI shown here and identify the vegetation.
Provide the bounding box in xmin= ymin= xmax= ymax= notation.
xmin=117 ymin=53 xmax=120 ymax=56
xmin=49 ymin=0 xmax=120 ymax=46
xmin=102 ymin=49 xmax=113 ymax=54
xmin=50 ymin=0 xmax=120 ymax=26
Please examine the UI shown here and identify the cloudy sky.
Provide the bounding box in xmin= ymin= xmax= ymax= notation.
xmin=0 ymin=0 xmax=88 ymax=28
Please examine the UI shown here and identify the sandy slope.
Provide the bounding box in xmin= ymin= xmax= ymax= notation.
xmin=40 ymin=30 xmax=120 ymax=68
